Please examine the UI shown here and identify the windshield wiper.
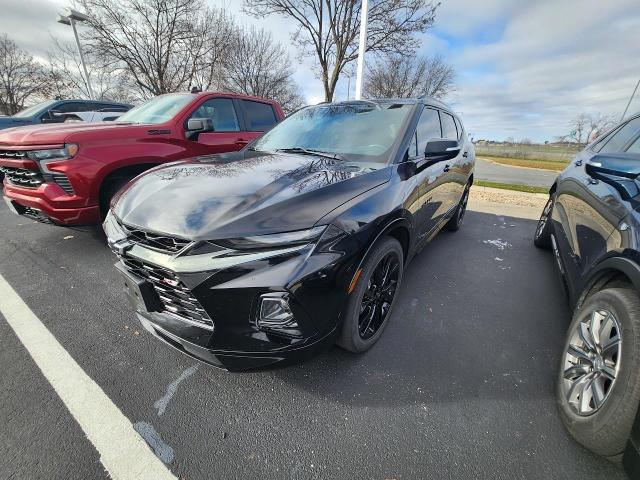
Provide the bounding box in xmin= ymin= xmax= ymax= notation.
xmin=276 ymin=147 xmax=343 ymax=161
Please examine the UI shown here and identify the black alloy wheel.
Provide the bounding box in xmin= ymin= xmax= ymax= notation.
xmin=534 ymin=197 xmax=554 ymax=248
xmin=358 ymin=251 xmax=401 ymax=340
xmin=338 ymin=236 xmax=404 ymax=353
xmin=446 ymin=183 xmax=470 ymax=231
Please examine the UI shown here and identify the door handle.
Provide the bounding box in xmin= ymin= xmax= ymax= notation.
xmin=443 ymin=164 xmax=450 ymax=172
xmin=462 ymin=151 xmax=468 ymax=158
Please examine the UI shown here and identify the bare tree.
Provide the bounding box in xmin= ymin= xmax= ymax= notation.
xmin=47 ymin=37 xmax=135 ymax=103
xmin=568 ymin=112 xmax=617 ymax=144
xmin=223 ymin=27 xmax=304 ymax=114
xmin=77 ymin=0 xmax=213 ymax=98
xmin=0 ymin=35 xmax=50 ymax=115
xmin=364 ymin=53 xmax=454 ymax=99
xmin=243 ymin=0 xmax=439 ymax=102
xmin=190 ymin=9 xmax=236 ymax=91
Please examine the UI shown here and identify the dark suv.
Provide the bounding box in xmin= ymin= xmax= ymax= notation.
xmin=104 ymin=98 xmax=475 ymax=371
xmin=534 ymin=112 xmax=640 ymax=473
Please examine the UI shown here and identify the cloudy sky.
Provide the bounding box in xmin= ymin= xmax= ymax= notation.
xmin=3 ymin=0 xmax=640 ymax=142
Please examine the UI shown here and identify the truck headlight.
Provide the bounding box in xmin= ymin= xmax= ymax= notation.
xmin=27 ymin=143 xmax=78 ymax=161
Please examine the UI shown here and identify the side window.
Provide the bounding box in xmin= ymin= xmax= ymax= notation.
xmin=441 ymin=112 xmax=458 ymax=140
xmin=407 ymin=131 xmax=418 ymax=158
xmin=190 ymin=98 xmax=240 ymax=132
xmin=54 ymin=102 xmax=93 ymax=113
xmin=454 ymin=117 xmax=464 ymax=140
xmin=241 ymin=100 xmax=277 ymax=131
xmin=597 ymin=117 xmax=640 ymax=153
xmin=416 ymin=107 xmax=442 ymax=156
xmin=626 ymin=135 xmax=640 ymax=154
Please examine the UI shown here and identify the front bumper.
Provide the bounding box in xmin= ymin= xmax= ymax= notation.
xmin=104 ymin=213 xmax=358 ymax=371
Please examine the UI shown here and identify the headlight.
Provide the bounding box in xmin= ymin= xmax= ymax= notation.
xmin=27 ymin=143 xmax=79 ymax=161
xmin=215 ymin=225 xmax=327 ymax=250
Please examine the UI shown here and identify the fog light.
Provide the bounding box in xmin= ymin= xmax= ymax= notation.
xmin=258 ymin=293 xmax=297 ymax=328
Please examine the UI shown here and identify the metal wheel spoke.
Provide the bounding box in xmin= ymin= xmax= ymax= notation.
xmin=601 ymin=364 xmax=617 ymax=381
xmin=359 ymin=304 xmax=376 ymax=335
xmin=591 ymin=378 xmax=606 ymax=408
xmin=601 ymin=333 xmax=620 ymax=356
xmin=567 ymin=374 xmax=593 ymax=414
xmin=568 ymin=344 xmax=592 ymax=363
xmin=589 ymin=311 xmax=601 ymax=347
xmin=564 ymin=364 xmax=591 ymax=379
xmin=578 ymin=322 xmax=596 ymax=350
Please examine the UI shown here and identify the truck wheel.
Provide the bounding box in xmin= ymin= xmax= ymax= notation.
xmin=99 ymin=176 xmax=132 ymax=219
xmin=557 ymin=287 xmax=640 ymax=461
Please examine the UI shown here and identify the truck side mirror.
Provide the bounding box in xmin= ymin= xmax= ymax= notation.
xmin=186 ymin=118 xmax=214 ymax=140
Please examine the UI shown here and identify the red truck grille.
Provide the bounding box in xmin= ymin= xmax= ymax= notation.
xmin=0 ymin=166 xmax=44 ymax=187
xmin=0 ymin=150 xmax=27 ymax=159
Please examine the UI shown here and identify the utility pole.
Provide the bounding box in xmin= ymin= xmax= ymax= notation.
xmin=57 ymin=8 xmax=95 ymax=100
xmin=354 ymin=0 xmax=369 ymax=100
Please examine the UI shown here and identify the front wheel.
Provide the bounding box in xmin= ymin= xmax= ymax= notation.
xmin=557 ymin=287 xmax=640 ymax=461
xmin=338 ymin=236 xmax=404 ymax=353
xmin=534 ymin=197 xmax=554 ymax=249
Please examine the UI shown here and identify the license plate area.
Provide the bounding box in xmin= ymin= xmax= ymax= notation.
xmin=114 ymin=262 xmax=163 ymax=313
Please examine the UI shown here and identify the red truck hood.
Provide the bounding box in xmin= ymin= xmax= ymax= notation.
xmin=0 ymin=122 xmax=156 ymax=147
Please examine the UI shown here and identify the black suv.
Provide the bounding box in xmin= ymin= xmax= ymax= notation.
xmin=534 ymin=112 xmax=640 ymax=473
xmin=104 ymin=98 xmax=475 ymax=371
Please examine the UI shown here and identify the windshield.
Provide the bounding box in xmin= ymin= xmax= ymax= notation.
xmin=252 ymin=102 xmax=414 ymax=163
xmin=116 ymin=94 xmax=193 ymax=124
xmin=12 ymin=100 xmax=57 ymax=118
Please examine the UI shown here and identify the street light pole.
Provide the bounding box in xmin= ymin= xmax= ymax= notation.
xmin=57 ymin=9 xmax=95 ymax=100
xmin=354 ymin=0 xmax=369 ymax=100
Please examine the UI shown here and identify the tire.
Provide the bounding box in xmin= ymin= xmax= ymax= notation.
xmin=99 ymin=176 xmax=133 ymax=220
xmin=337 ymin=236 xmax=404 ymax=353
xmin=534 ymin=197 xmax=553 ymax=249
xmin=445 ymin=183 xmax=470 ymax=232
xmin=556 ymin=287 xmax=640 ymax=461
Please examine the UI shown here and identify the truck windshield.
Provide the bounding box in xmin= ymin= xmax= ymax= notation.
xmin=117 ymin=94 xmax=192 ymax=124
xmin=13 ymin=100 xmax=57 ymax=118
xmin=252 ymin=102 xmax=414 ymax=163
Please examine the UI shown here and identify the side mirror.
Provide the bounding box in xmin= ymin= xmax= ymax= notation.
xmin=424 ymin=139 xmax=460 ymax=161
xmin=585 ymin=153 xmax=640 ymax=179
xmin=585 ymin=153 xmax=640 ymax=199
xmin=186 ymin=118 xmax=214 ymax=140
xmin=41 ymin=109 xmax=59 ymax=123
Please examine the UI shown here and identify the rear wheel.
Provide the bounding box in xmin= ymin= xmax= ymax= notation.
xmin=534 ymin=197 xmax=554 ymax=248
xmin=338 ymin=236 xmax=403 ymax=353
xmin=445 ymin=183 xmax=470 ymax=231
xmin=557 ymin=287 xmax=640 ymax=461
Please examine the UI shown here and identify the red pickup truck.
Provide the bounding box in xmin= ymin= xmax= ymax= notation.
xmin=0 ymin=92 xmax=285 ymax=225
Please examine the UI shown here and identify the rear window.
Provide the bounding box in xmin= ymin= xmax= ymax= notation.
xmin=242 ymin=100 xmax=277 ymax=131
xmin=440 ymin=112 xmax=458 ymax=140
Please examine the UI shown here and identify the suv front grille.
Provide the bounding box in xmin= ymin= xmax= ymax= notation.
xmin=120 ymin=255 xmax=213 ymax=328
xmin=122 ymin=224 xmax=191 ymax=253
xmin=0 ymin=166 xmax=44 ymax=187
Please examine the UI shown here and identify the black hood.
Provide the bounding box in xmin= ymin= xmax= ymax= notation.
xmin=113 ymin=150 xmax=391 ymax=240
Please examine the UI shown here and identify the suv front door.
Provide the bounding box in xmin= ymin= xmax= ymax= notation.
xmin=185 ymin=97 xmax=248 ymax=155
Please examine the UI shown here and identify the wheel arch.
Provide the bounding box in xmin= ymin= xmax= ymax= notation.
xmin=98 ymin=162 xmax=161 ymax=213
xmin=575 ymin=256 xmax=640 ymax=310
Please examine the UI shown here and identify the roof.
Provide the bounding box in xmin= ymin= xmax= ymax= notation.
xmin=322 ymin=96 xmax=453 ymax=111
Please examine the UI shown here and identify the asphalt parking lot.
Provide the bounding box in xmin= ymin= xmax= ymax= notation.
xmin=0 ymin=201 xmax=628 ymax=480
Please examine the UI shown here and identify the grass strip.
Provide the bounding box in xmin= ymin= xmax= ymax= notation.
xmin=475 ymin=180 xmax=549 ymax=195
xmin=479 ymin=156 xmax=568 ymax=171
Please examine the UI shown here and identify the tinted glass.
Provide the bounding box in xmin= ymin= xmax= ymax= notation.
xmin=626 ymin=135 xmax=640 ymax=153
xmin=12 ymin=100 xmax=57 ymax=118
xmin=441 ymin=112 xmax=458 ymax=140
xmin=117 ymin=94 xmax=192 ymax=124
xmin=190 ymin=98 xmax=240 ymax=132
xmin=454 ymin=117 xmax=464 ymax=140
xmin=242 ymin=100 xmax=277 ymax=131
xmin=253 ymin=103 xmax=414 ymax=163
xmin=416 ymin=108 xmax=441 ymax=156
xmin=407 ymin=132 xmax=418 ymax=157
xmin=597 ymin=117 xmax=640 ymax=153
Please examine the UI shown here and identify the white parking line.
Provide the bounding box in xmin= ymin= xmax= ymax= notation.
xmin=0 ymin=273 xmax=176 ymax=480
